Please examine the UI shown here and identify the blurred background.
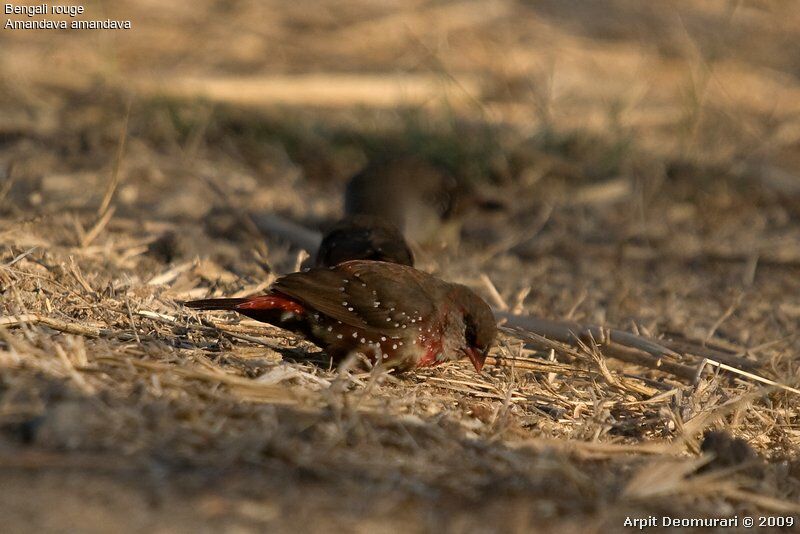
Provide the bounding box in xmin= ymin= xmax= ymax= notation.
xmin=4 ymin=0 xmax=800 ymax=224
xmin=2 ymin=1 xmax=800 ymax=531
xmin=4 ymin=0 xmax=800 ymax=320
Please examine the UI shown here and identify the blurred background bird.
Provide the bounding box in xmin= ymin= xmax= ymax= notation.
xmin=315 ymin=215 xmax=414 ymax=268
xmin=345 ymin=157 xmax=472 ymax=249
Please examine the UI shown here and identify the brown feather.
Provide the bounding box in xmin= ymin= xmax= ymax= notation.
xmin=273 ymin=261 xmax=438 ymax=336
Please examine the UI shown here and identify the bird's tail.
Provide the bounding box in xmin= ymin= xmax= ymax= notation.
xmin=184 ymin=294 xmax=307 ymax=327
xmin=183 ymin=297 xmax=250 ymax=311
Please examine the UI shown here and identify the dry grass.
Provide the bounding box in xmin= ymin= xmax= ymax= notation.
xmin=2 ymin=1 xmax=800 ymax=532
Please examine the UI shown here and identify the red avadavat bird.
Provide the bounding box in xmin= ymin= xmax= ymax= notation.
xmin=185 ymin=260 xmax=496 ymax=372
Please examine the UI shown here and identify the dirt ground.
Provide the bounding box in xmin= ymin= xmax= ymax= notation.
xmin=2 ymin=1 xmax=800 ymax=532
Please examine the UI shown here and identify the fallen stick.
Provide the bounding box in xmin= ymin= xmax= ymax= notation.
xmin=250 ymin=213 xmax=322 ymax=253
xmin=496 ymin=311 xmax=680 ymax=359
xmin=592 ymin=341 xmax=699 ymax=382
xmin=197 ymin=188 xmax=322 ymax=254
xmin=656 ymin=336 xmax=758 ymax=371
xmin=498 ymin=321 xmax=699 ymax=382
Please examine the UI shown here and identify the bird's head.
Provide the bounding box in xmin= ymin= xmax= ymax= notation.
xmin=451 ymin=285 xmax=497 ymax=372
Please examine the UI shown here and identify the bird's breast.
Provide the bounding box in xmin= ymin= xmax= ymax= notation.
xmin=307 ymin=315 xmax=425 ymax=369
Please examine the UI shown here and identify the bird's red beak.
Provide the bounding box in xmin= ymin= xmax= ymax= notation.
xmin=464 ymin=347 xmax=486 ymax=373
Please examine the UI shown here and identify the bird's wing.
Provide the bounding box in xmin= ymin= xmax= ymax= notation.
xmin=272 ymin=261 xmax=437 ymax=334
